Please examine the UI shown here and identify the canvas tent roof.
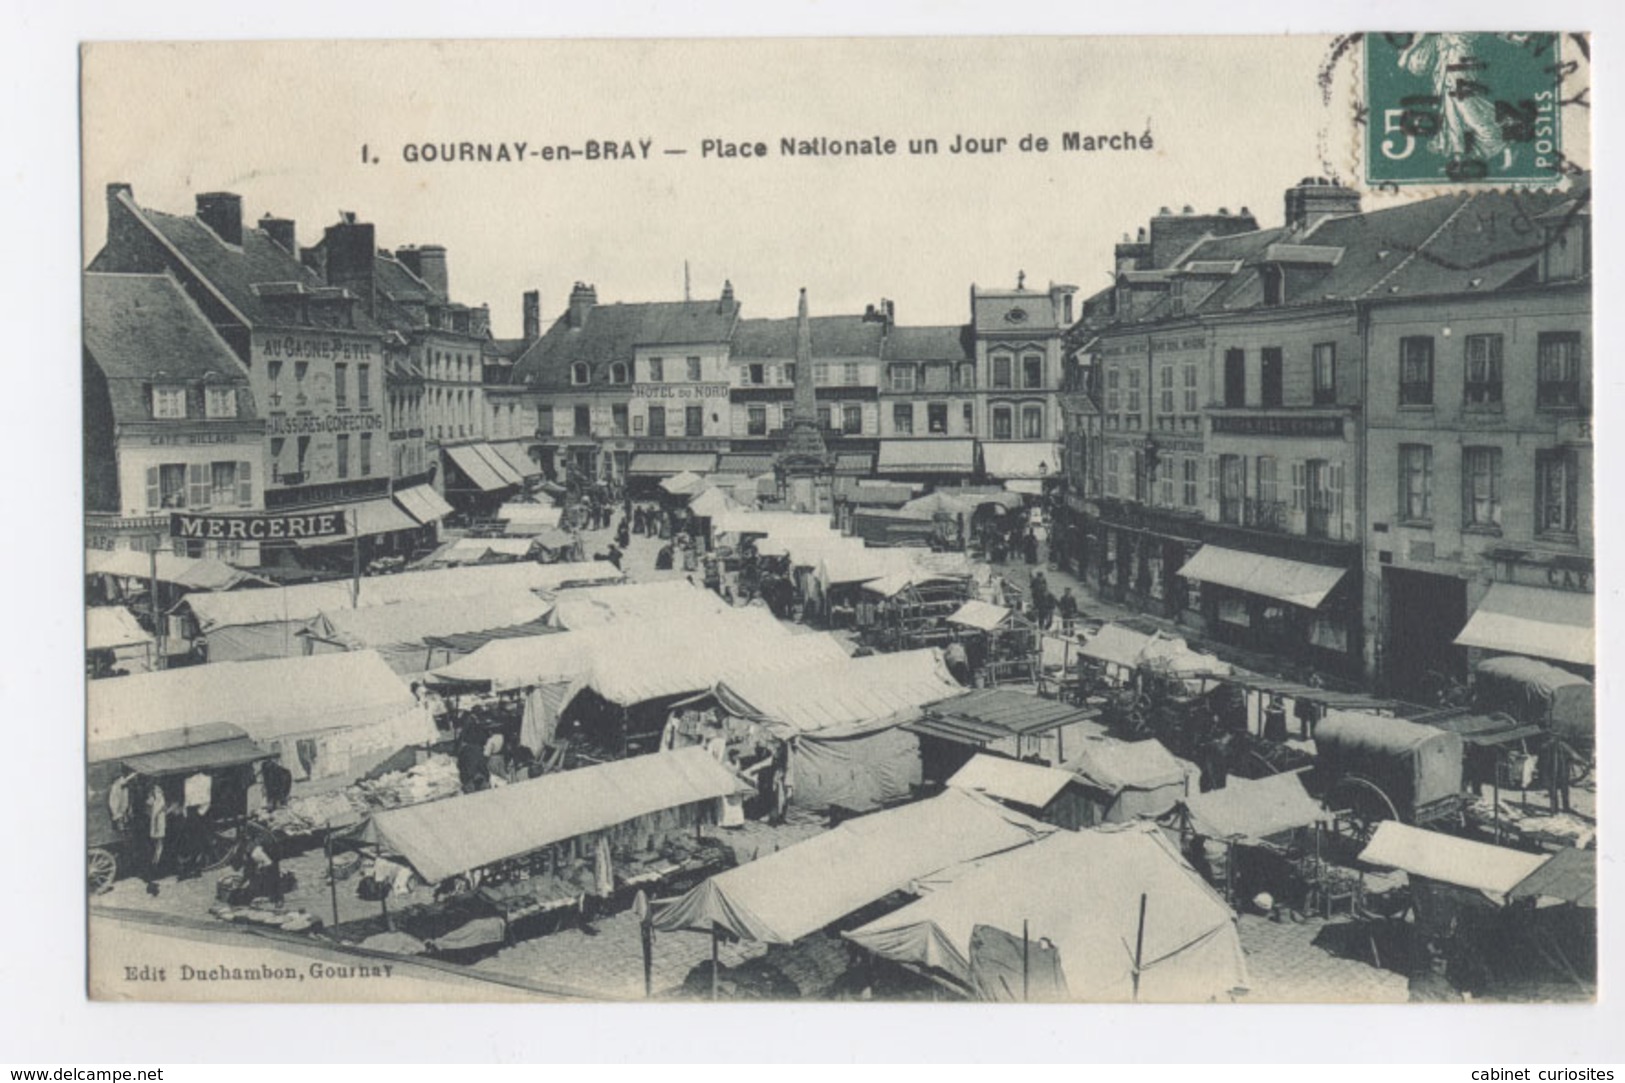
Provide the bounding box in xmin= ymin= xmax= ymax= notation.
xmin=351 ymin=747 xmax=741 ymax=884
xmin=548 ymin=579 xmax=733 ymax=630
xmin=86 ymin=606 xmax=155 ymax=651
xmin=947 ymin=754 xmax=1076 ymax=810
xmin=89 ymin=720 xmax=260 ymax=768
xmin=180 ymin=562 xmax=620 ymax=630
xmin=306 ymin=592 xmax=553 ymax=652
xmin=497 ymin=502 xmax=562 ymax=527
xmin=712 ymin=510 xmax=834 ymax=538
xmin=88 ymin=650 xmax=421 ymax=747
xmin=759 ymin=533 xmax=860 ymax=565
xmin=85 ymin=549 xmax=270 ymax=591
xmin=1507 ymin=847 xmax=1595 ymax=908
xmin=687 ymin=486 xmax=737 ymax=519
xmin=654 ymin=789 xmax=1052 ymax=944
xmin=1067 ymin=737 xmax=1194 ymax=796
xmin=714 ymin=648 xmax=961 ymax=736
xmin=819 ymin=546 xmax=919 ymax=587
xmin=1358 ymin=821 xmax=1549 ymax=900
xmin=430 ymin=537 xmax=538 ymax=564
xmin=1078 ymin=624 xmax=1158 ymax=668
xmin=1454 ymin=582 xmax=1594 ymax=667
xmin=844 ymin=823 xmax=1248 ymax=1002
xmin=1174 ymin=770 xmax=1326 ymax=842
xmin=661 ymin=470 xmax=708 ymax=496
xmin=946 ymin=600 xmax=1013 ymax=632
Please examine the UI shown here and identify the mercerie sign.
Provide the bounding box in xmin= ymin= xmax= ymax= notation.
xmin=170 ymin=511 xmax=349 ymax=542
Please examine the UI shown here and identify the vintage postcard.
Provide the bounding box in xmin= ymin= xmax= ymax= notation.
xmin=82 ymin=33 xmax=1594 ymax=1005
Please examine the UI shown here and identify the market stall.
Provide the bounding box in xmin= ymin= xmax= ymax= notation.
xmin=906 ymin=688 xmax=1104 ymax=784
xmin=89 ymin=650 xmax=434 ymax=795
xmin=1063 ymin=736 xmax=1199 ymax=826
xmin=86 ymin=605 xmax=156 ymax=676
xmin=944 ymin=754 xmax=1094 ymax=830
xmin=843 ymin=822 xmax=1247 ymax=1002
xmin=301 ymin=591 xmax=555 ymax=676
xmin=654 ymin=788 xmax=1052 ymax=946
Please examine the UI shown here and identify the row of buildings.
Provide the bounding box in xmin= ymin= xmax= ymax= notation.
xmin=85 ymin=181 xmax=1083 ymax=567
xmin=1053 ymin=177 xmax=1592 ymax=698
xmin=82 ymin=175 xmax=1592 ymax=697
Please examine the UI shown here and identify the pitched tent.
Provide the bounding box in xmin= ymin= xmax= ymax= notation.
xmin=348 ymin=746 xmax=742 ymax=885
xmin=712 ymin=649 xmax=963 ymax=811
xmin=654 ymin=788 xmax=1052 ymax=944
xmin=1358 ymin=821 xmax=1549 ymax=904
xmin=85 ymin=549 xmax=272 ymax=592
xmin=179 ymin=561 xmax=621 ymax=661
xmin=497 ymin=502 xmax=563 ymax=528
xmin=1078 ymin=623 xmax=1158 ymax=673
xmin=947 ymin=754 xmax=1094 ymax=830
xmin=844 ymin=823 xmax=1248 ymax=1002
xmin=661 ymin=470 xmax=708 ymax=497
xmin=86 ymin=606 xmax=155 ymax=651
xmin=88 ymin=650 xmax=432 ymax=791
xmin=687 ymin=485 xmax=737 ymax=521
xmin=1065 ymin=737 xmax=1199 ymax=825
xmin=302 ymin=591 xmax=555 ymax=675
xmin=547 ymin=579 xmax=733 ymax=630
xmin=711 ymin=510 xmax=834 ymax=539
xmin=1170 ymin=770 xmax=1327 ymax=844
xmin=424 ymin=536 xmax=538 ymax=566
xmin=1507 ymin=847 xmax=1596 ymax=909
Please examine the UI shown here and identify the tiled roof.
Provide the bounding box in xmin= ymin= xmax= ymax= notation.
xmin=884 ymin=324 xmax=975 ymax=362
xmin=83 ymin=272 xmax=256 ymax=425
xmin=511 ymin=299 xmax=740 ymax=390
xmin=94 ymin=195 xmax=384 ymax=335
xmin=733 ymin=315 xmax=884 ymax=359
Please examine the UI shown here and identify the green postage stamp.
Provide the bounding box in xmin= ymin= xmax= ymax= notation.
xmin=1365 ymin=32 xmax=1566 ymax=186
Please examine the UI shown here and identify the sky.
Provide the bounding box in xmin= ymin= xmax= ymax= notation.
xmin=81 ymin=36 xmax=1358 ymax=335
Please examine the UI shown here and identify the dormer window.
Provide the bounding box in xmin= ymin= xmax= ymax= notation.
xmin=571 ymin=362 xmax=590 ymax=386
xmin=205 ymin=386 xmax=237 ymax=419
xmin=1261 ymin=266 xmax=1284 ymax=306
xmin=152 ymin=386 xmax=188 ymax=419
xmin=609 ymin=362 xmax=629 ymax=385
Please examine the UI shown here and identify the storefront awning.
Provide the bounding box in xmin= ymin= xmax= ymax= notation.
xmin=1454 ymin=583 xmax=1594 ymax=667
xmin=835 ymin=452 xmax=875 ymax=476
xmin=627 ymin=452 xmax=718 ymax=477
xmin=470 ymin=443 xmax=526 ymax=487
xmin=1177 ymin=545 xmax=1347 ymax=609
xmin=981 ymin=442 xmax=1061 ymax=480
xmin=445 ymin=444 xmax=515 ymax=493
xmin=876 ymin=439 xmax=976 ymax=475
xmin=487 ymin=440 xmax=542 ymax=479
xmin=294 ymin=498 xmax=420 ymax=545
xmin=393 ymin=484 xmax=454 ymax=526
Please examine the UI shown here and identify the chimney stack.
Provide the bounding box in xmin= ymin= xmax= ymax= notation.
xmin=523 ymin=290 xmax=541 ymax=342
xmin=321 ymin=216 xmax=377 ymax=315
xmin=196 ymin=192 xmax=244 ymax=246
xmin=567 ymin=282 xmax=597 ymax=329
xmin=720 ymin=279 xmax=735 ymax=309
xmin=397 ymin=244 xmax=447 ymax=297
xmin=259 ymin=214 xmax=296 ymax=253
xmin=1283 ymin=177 xmax=1361 ymax=233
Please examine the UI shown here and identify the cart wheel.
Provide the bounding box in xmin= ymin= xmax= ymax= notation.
xmin=1327 ymin=776 xmax=1399 ymax=842
xmin=88 ymin=848 xmax=118 ymax=894
xmin=1566 ymin=750 xmax=1593 ymax=787
xmin=1125 ymin=707 xmax=1151 ymax=736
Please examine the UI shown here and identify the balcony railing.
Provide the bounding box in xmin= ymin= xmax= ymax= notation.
xmin=1220 ymin=498 xmax=1288 ymax=532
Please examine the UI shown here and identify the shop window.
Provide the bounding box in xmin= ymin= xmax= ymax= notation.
xmin=1464 ymin=335 xmax=1502 ymax=406
xmin=893 ymin=403 xmax=914 ymax=436
xmin=1462 ymin=446 xmax=1502 ymax=528
xmin=1398 ymin=443 xmax=1432 ymax=523
xmin=1537 ymin=332 xmax=1582 ymax=409
xmin=1399 ymin=337 xmax=1434 ymax=406
xmin=927 ymin=402 xmax=948 ymax=434
xmin=1536 ymin=448 xmax=1579 ymax=536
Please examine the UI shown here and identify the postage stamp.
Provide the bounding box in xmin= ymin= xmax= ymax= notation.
xmin=1364 ymin=32 xmax=1567 ymax=186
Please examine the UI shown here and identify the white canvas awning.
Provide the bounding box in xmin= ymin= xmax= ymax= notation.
xmin=86 ymin=606 xmax=155 ymax=651
xmin=1454 ymin=583 xmax=1594 ymax=667
xmin=1358 ymin=821 xmax=1549 ymax=901
xmin=1178 ymin=545 xmax=1347 ymax=609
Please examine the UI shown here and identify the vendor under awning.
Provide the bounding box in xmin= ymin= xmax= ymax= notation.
xmin=1178 ymin=545 xmax=1348 ymax=609
xmin=1454 ymin=583 xmax=1594 ymax=668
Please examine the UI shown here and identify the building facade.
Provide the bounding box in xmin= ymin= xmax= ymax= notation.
xmin=84 ymin=272 xmax=265 ymax=560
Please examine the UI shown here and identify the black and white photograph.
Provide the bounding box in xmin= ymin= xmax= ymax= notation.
xmin=74 ymin=31 xmax=1596 ymax=1009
